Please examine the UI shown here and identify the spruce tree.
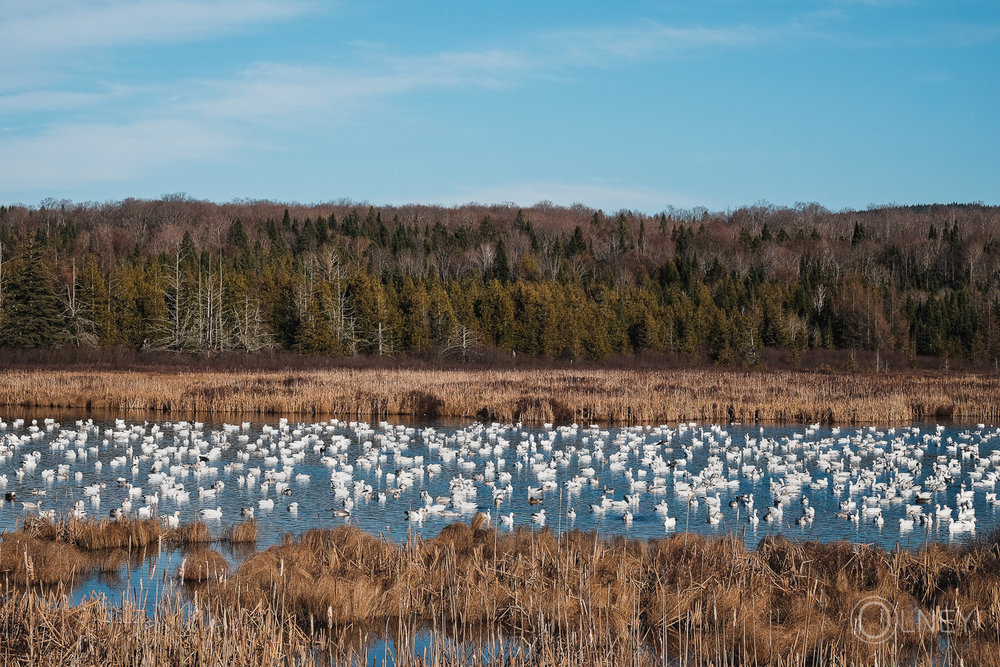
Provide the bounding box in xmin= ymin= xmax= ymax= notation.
xmin=0 ymin=244 xmax=67 ymax=348
xmin=491 ymin=241 xmax=511 ymax=283
xmin=295 ymin=285 xmax=339 ymax=355
xmin=567 ymin=226 xmax=587 ymax=256
xmin=228 ymin=218 xmax=248 ymax=251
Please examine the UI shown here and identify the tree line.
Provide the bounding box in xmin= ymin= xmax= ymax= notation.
xmin=0 ymin=196 xmax=998 ymax=367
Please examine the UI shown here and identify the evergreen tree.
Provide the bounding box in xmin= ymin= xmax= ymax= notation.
xmin=295 ymin=283 xmax=340 ymax=355
xmin=397 ymin=277 xmax=431 ymax=354
xmin=478 ymin=279 xmax=515 ymax=348
xmin=566 ymin=226 xmax=587 ymax=256
xmin=616 ymin=213 xmax=631 ymax=252
xmin=478 ymin=216 xmax=500 ymax=243
xmin=69 ymin=255 xmax=113 ymax=346
xmin=851 ymin=221 xmax=866 ymax=245
xmin=0 ymin=244 xmax=67 ymax=348
xmin=491 ymin=240 xmax=511 ymax=283
xmin=427 ymin=282 xmax=458 ymax=346
xmin=228 ymin=219 xmax=248 ymax=251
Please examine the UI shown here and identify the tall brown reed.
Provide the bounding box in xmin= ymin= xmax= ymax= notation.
xmin=1 ymin=366 xmax=997 ymax=423
xmin=223 ymin=519 xmax=259 ymax=544
xmin=200 ymin=522 xmax=1000 ymax=665
xmin=178 ymin=548 xmax=228 ymax=583
xmin=4 ymin=514 xmax=1000 ymax=664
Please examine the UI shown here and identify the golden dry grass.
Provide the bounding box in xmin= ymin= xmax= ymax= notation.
xmin=178 ymin=548 xmax=228 ymax=583
xmin=197 ymin=520 xmax=1000 ymax=665
xmin=0 ymin=517 xmax=239 ymax=589
xmin=0 ymin=366 xmax=998 ymax=423
xmin=167 ymin=520 xmax=212 ymax=544
xmin=223 ymin=519 xmax=258 ymax=544
xmin=0 ymin=590 xmax=315 ymax=667
xmin=62 ymin=516 xmax=165 ymax=550
xmin=4 ymin=515 xmax=1000 ymax=664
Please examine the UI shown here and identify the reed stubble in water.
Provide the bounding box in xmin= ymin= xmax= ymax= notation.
xmin=2 ymin=515 xmax=1000 ymax=665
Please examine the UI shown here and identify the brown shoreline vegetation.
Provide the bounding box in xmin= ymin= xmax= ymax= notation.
xmin=0 ymin=516 xmax=255 ymax=586
xmin=2 ymin=366 xmax=1000 ymax=424
xmin=1 ymin=515 xmax=1000 ymax=665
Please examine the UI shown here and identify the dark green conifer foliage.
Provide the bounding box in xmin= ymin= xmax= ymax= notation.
xmin=566 ymin=226 xmax=587 ymax=256
xmin=0 ymin=244 xmax=67 ymax=348
xmin=491 ymin=240 xmax=511 ymax=283
xmin=228 ymin=219 xmax=248 ymax=251
xmin=0 ymin=198 xmax=996 ymax=367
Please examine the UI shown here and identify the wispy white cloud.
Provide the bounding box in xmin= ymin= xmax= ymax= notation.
xmin=183 ymin=21 xmax=770 ymax=126
xmin=0 ymin=119 xmax=239 ymax=192
xmin=0 ymin=13 xmax=785 ymax=197
xmin=539 ymin=21 xmax=770 ymax=65
xmin=185 ymin=48 xmax=534 ymax=124
xmin=0 ymin=0 xmax=310 ymax=59
xmin=0 ymin=85 xmax=151 ymax=115
xmin=0 ymin=0 xmax=314 ymax=96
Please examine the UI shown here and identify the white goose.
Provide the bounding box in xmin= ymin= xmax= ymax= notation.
xmin=200 ymin=506 xmax=223 ymax=520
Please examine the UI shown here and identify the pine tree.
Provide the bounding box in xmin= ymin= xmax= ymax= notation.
xmin=566 ymin=226 xmax=587 ymax=256
xmin=0 ymin=244 xmax=67 ymax=348
xmin=114 ymin=263 xmax=168 ymax=349
xmin=228 ymin=218 xmax=248 ymax=251
xmin=427 ymin=282 xmax=458 ymax=347
xmin=69 ymin=255 xmax=113 ymax=346
xmin=348 ymin=274 xmax=396 ymax=356
xmin=295 ymin=283 xmax=339 ymax=355
xmin=397 ymin=278 xmax=431 ymax=354
xmin=616 ymin=213 xmax=631 ymax=252
xmin=851 ymin=221 xmax=866 ymax=246
xmin=478 ymin=279 xmax=515 ymax=349
xmin=491 ymin=240 xmax=511 ymax=283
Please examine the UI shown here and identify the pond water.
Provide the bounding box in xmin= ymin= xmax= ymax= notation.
xmin=1 ymin=413 xmax=998 ymax=606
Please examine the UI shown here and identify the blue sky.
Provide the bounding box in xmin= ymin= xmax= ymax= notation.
xmin=1 ymin=0 xmax=997 ymax=212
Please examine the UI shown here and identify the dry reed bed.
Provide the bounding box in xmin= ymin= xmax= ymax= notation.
xmin=0 ymin=516 xmax=256 ymax=588
xmin=201 ymin=518 xmax=1000 ymax=665
xmin=3 ymin=515 xmax=1000 ymax=665
xmin=0 ymin=590 xmax=316 ymax=666
xmin=1 ymin=367 xmax=998 ymax=423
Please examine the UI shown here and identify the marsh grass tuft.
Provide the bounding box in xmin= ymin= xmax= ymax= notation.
xmin=178 ymin=548 xmax=228 ymax=583
xmin=223 ymin=519 xmax=258 ymax=544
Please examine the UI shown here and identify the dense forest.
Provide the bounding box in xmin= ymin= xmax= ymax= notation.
xmin=0 ymin=196 xmax=997 ymax=368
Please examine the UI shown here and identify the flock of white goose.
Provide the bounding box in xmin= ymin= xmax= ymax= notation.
xmin=0 ymin=417 xmax=998 ymax=544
